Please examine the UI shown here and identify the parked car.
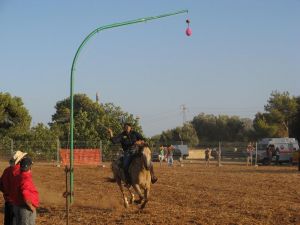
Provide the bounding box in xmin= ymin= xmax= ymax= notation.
xmin=152 ymin=152 xmax=160 ymax=162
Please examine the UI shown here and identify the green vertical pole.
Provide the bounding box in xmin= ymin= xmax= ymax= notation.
xmin=69 ymin=9 xmax=188 ymax=204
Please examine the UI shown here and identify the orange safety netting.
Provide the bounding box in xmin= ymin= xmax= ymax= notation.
xmin=60 ymin=149 xmax=101 ymax=166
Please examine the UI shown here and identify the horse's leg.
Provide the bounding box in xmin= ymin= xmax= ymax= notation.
xmin=132 ymin=184 xmax=144 ymax=205
xmin=141 ymin=187 xmax=150 ymax=209
xmin=117 ymin=178 xmax=129 ymax=208
xmin=126 ymin=186 xmax=135 ymax=204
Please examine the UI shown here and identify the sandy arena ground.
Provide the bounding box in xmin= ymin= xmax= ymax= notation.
xmin=0 ymin=161 xmax=299 ymax=225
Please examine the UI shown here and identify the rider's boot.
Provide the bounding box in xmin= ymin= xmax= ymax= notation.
xmin=150 ymin=164 xmax=158 ymax=184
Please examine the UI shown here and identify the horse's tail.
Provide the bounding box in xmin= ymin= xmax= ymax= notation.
xmin=110 ymin=160 xmax=122 ymax=183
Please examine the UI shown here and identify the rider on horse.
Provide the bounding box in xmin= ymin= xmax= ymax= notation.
xmin=108 ymin=122 xmax=158 ymax=185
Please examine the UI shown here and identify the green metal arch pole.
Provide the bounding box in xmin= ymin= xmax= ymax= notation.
xmin=69 ymin=9 xmax=188 ymax=204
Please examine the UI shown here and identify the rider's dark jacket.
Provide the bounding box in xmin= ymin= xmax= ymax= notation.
xmin=111 ymin=130 xmax=144 ymax=153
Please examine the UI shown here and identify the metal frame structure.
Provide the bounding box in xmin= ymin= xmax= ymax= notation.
xmin=69 ymin=9 xmax=188 ymax=204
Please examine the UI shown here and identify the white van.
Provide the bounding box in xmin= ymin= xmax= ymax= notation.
xmin=257 ymin=138 xmax=299 ymax=164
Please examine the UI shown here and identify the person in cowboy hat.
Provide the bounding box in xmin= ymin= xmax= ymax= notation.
xmin=14 ymin=157 xmax=39 ymax=225
xmin=108 ymin=122 xmax=158 ymax=185
xmin=0 ymin=150 xmax=27 ymax=225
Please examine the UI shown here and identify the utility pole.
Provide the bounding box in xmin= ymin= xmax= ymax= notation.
xmin=96 ymin=92 xmax=100 ymax=104
xmin=136 ymin=115 xmax=140 ymax=128
xmin=180 ymin=104 xmax=188 ymax=146
xmin=180 ymin=104 xmax=188 ymax=125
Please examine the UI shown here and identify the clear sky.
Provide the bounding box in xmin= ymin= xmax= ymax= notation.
xmin=1 ymin=1 xmax=300 ymax=137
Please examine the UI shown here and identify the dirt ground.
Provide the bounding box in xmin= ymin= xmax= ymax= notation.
xmin=0 ymin=161 xmax=299 ymax=225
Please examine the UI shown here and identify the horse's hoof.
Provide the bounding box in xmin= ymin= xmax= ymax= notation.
xmin=124 ymin=199 xmax=129 ymax=208
xmin=130 ymin=198 xmax=134 ymax=204
xmin=140 ymin=201 xmax=148 ymax=209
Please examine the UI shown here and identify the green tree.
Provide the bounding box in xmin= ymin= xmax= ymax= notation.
xmin=50 ymin=94 xmax=142 ymax=149
xmin=191 ymin=113 xmax=218 ymax=142
xmin=241 ymin=118 xmax=256 ymax=141
xmin=290 ymin=96 xmax=300 ymax=141
xmin=152 ymin=123 xmax=198 ymax=147
xmin=225 ymin=116 xmax=245 ymax=141
xmin=265 ymin=91 xmax=297 ymax=137
xmin=15 ymin=123 xmax=59 ymax=160
xmin=157 ymin=131 xmax=172 ymax=145
xmin=102 ymin=102 xmax=143 ymax=136
xmin=253 ymin=91 xmax=298 ymax=138
xmin=181 ymin=123 xmax=199 ymax=147
xmin=0 ymin=92 xmax=31 ymax=138
xmin=191 ymin=113 xmax=249 ymax=142
xmin=253 ymin=112 xmax=278 ymax=138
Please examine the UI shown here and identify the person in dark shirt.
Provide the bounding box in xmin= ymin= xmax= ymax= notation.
xmin=108 ymin=122 xmax=157 ymax=185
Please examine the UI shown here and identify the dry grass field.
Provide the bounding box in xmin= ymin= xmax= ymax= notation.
xmin=0 ymin=161 xmax=299 ymax=225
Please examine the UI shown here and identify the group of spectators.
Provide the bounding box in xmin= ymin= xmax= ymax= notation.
xmin=0 ymin=150 xmax=39 ymax=225
xmin=158 ymin=145 xmax=175 ymax=166
xmin=247 ymin=142 xmax=282 ymax=166
xmin=265 ymin=144 xmax=281 ymax=165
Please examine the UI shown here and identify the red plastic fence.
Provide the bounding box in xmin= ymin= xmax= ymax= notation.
xmin=60 ymin=149 xmax=101 ymax=166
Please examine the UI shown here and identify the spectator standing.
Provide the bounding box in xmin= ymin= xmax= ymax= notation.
xmin=205 ymin=148 xmax=211 ymax=167
xmin=158 ymin=145 xmax=165 ymax=166
xmin=166 ymin=145 xmax=174 ymax=166
xmin=0 ymin=150 xmax=27 ymax=225
xmin=246 ymin=142 xmax=254 ymax=166
xmin=14 ymin=157 xmax=39 ymax=225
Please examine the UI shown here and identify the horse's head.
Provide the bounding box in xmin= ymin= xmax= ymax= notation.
xmin=139 ymin=144 xmax=152 ymax=170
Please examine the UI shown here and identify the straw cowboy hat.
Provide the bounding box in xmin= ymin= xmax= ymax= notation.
xmin=13 ymin=150 xmax=28 ymax=165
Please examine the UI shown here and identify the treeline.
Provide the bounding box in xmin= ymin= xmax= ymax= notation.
xmin=1 ymin=91 xmax=300 ymax=157
xmin=152 ymin=91 xmax=300 ymax=147
xmin=0 ymin=93 xmax=141 ymax=159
